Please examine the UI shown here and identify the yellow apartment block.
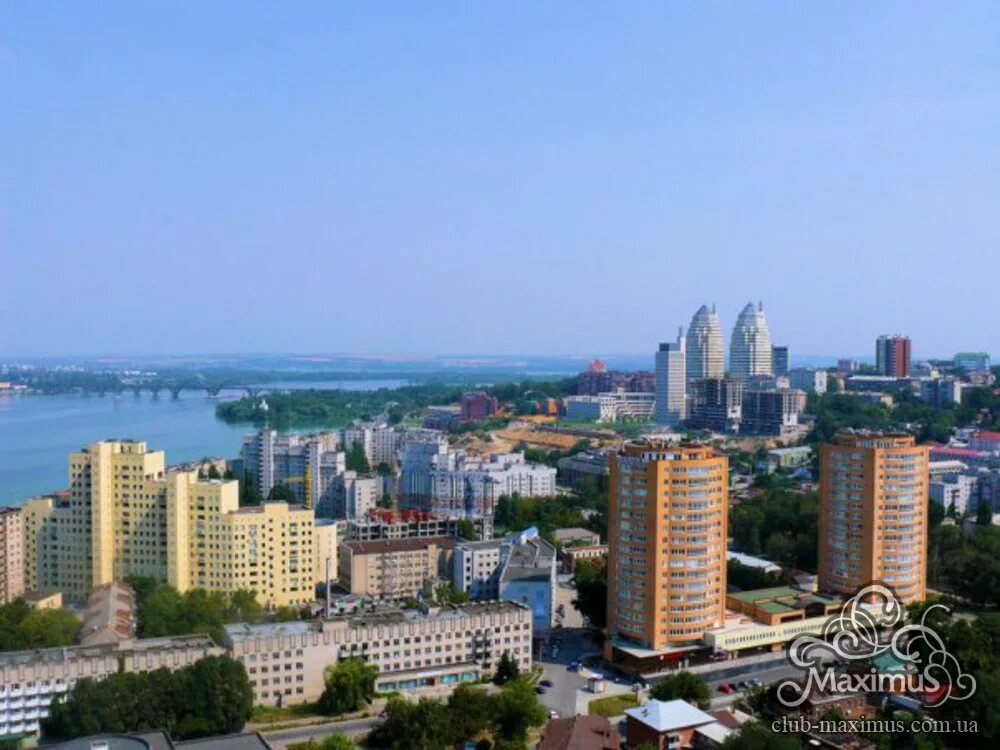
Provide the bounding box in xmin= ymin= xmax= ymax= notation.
xmin=0 ymin=507 xmax=25 ymax=605
xmin=818 ymin=431 xmax=929 ymax=604
xmin=606 ymin=441 xmax=728 ymax=657
xmin=21 ymin=440 xmax=317 ymax=607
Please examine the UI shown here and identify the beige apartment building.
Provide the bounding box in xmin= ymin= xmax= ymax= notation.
xmin=224 ymin=601 xmax=532 ymax=705
xmin=818 ymin=431 xmax=929 ymax=604
xmin=0 ymin=507 xmax=25 ymax=605
xmin=21 ymin=440 xmax=317 ymax=607
xmin=606 ymin=441 xmax=728 ymax=667
xmin=339 ymin=536 xmax=456 ymax=597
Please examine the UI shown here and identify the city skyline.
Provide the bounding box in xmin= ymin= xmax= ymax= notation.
xmin=3 ymin=4 xmax=999 ymax=357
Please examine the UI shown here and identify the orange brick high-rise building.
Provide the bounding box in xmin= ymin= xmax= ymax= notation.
xmin=606 ymin=441 xmax=728 ymax=671
xmin=818 ymin=431 xmax=928 ymax=604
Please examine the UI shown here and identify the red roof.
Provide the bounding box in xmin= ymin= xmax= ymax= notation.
xmin=973 ymin=429 xmax=1000 ymax=441
xmin=587 ymin=358 xmax=607 ymax=373
xmin=929 ymin=446 xmax=982 ymax=458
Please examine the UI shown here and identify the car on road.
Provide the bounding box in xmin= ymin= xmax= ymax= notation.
xmin=548 ymin=710 xmax=559 ymax=719
xmin=540 ymin=679 xmax=553 ymax=687
xmin=535 ymin=686 xmax=546 ymax=695
xmin=717 ymin=683 xmax=735 ymax=694
xmin=567 ymin=661 xmax=580 ymax=671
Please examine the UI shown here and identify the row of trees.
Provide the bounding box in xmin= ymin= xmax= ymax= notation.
xmin=368 ymin=679 xmax=547 ymax=750
xmin=0 ymin=599 xmax=80 ymax=651
xmin=127 ymin=576 xmax=300 ymax=644
xmin=928 ymin=523 xmax=1000 ymax=607
xmin=44 ymin=656 xmax=253 ymax=740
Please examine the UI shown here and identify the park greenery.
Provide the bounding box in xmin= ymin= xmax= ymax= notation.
xmin=928 ymin=518 xmax=1000 ymax=607
xmin=367 ymin=678 xmax=546 ymax=750
xmin=43 ymin=655 xmax=253 ymax=740
xmin=729 ymin=487 xmax=820 ymax=572
xmin=317 ymin=658 xmax=378 ymax=715
xmin=0 ymin=599 xmax=81 ymax=651
xmin=807 ymin=385 xmax=1000 ymax=444
xmin=215 ymin=378 xmax=577 ymax=429
xmin=126 ymin=576 xmax=301 ymax=644
xmin=492 ymin=650 xmax=520 ymax=685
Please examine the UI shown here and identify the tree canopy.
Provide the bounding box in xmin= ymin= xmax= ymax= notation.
xmin=317 ymin=658 xmax=378 ymax=716
xmin=649 ymin=671 xmax=711 ymax=709
xmin=44 ymin=655 xmax=253 ymax=741
xmin=0 ymin=599 xmax=80 ymax=651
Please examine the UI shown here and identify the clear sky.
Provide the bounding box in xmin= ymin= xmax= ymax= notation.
xmin=1 ymin=3 xmax=998 ymax=360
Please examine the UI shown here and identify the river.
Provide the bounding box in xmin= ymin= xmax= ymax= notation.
xmin=0 ymin=379 xmax=407 ymax=505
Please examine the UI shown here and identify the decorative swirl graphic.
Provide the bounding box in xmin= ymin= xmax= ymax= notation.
xmin=776 ymin=585 xmax=976 ymax=708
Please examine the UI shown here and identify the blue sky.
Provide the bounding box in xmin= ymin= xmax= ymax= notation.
xmin=1 ymin=3 xmax=998 ymax=359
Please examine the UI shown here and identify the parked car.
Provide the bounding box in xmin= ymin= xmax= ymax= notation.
xmin=568 ymin=661 xmax=580 ymax=671
xmin=548 ymin=710 xmax=560 ymax=719
xmin=536 ymin=686 xmax=547 ymax=695
xmin=540 ymin=679 xmax=553 ymax=687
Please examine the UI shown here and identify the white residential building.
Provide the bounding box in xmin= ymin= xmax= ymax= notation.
xmin=729 ymin=301 xmax=773 ymax=381
xmin=685 ymin=304 xmax=725 ymax=385
xmin=655 ymin=329 xmax=686 ymax=427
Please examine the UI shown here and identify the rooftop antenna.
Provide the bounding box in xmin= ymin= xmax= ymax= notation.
xmin=259 ymin=397 xmax=270 ymax=427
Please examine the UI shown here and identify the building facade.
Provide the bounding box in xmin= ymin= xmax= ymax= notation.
xmin=0 ymin=507 xmax=24 ymax=605
xmin=338 ymin=536 xmax=456 ymax=597
xmin=687 ymin=378 xmax=744 ymax=434
xmin=685 ymin=305 xmax=724 ymax=386
xmin=654 ymin=331 xmax=686 ymax=427
xmin=0 ymin=635 xmax=221 ymax=740
xmin=772 ymin=345 xmax=790 ymax=376
xmin=460 ymin=391 xmax=499 ymax=421
xmin=876 ymin=335 xmax=912 ymax=377
xmin=22 ymin=440 xmax=317 ymax=606
xmin=740 ymin=389 xmax=803 ymax=436
xmin=729 ymin=302 xmax=773 ymax=381
xmin=606 ymin=441 xmax=728 ymax=659
xmin=224 ymin=601 xmax=532 ymax=706
xmin=818 ymin=431 xmax=928 ymax=604
xmin=788 ymin=368 xmax=828 ymax=395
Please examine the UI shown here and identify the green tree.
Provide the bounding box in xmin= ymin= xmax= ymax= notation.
xmin=493 ymin=650 xmax=520 ymax=685
xmin=240 ymin=470 xmax=264 ymax=506
xmin=367 ymin=697 xmax=452 ymax=750
xmin=649 ymin=671 xmax=711 ymax=709
xmin=572 ymin=557 xmax=607 ymax=628
xmin=434 ymin=582 xmax=470 ymax=605
xmin=492 ymin=678 xmax=546 ymax=742
xmin=456 ymin=518 xmax=480 ymax=541
xmin=268 ymin=482 xmax=299 ymax=502
xmin=446 ymin=683 xmax=494 ymax=743
xmin=317 ymin=736 xmax=358 ymax=750
xmin=345 ymin=443 xmax=371 ymax=474
xmin=0 ymin=601 xmax=80 ymax=650
xmin=44 ymin=656 xmax=252 ymax=741
xmin=977 ymin=498 xmax=993 ymax=526
xmin=317 ymin=658 xmax=378 ymax=715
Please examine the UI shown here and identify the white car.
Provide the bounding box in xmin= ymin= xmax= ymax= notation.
xmin=548 ymin=710 xmax=560 ymax=719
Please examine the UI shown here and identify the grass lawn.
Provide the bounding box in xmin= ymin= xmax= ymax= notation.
xmin=588 ymin=694 xmax=639 ymax=718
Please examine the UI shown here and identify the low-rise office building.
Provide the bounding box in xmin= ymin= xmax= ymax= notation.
xmin=454 ymin=528 xmax=557 ymax=636
xmin=224 ymin=601 xmax=533 ymax=705
xmin=0 ymin=635 xmax=221 ymax=740
xmin=338 ymin=536 xmax=456 ymax=598
xmin=343 ymin=509 xmax=494 ymax=543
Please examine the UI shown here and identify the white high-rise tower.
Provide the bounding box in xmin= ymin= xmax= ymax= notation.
xmin=729 ymin=301 xmax=773 ymax=381
xmin=655 ymin=328 xmax=686 ymax=427
xmin=685 ymin=304 xmax=724 ymax=385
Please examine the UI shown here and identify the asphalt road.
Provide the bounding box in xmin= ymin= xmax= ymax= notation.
xmin=261 ymin=717 xmax=380 ymax=748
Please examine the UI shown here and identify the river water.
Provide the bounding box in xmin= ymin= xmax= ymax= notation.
xmin=0 ymin=379 xmax=406 ymax=505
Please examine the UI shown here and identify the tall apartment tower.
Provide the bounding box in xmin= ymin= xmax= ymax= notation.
xmin=606 ymin=441 xmax=728 ymax=666
xmin=729 ymin=302 xmax=773 ymax=381
xmin=655 ymin=329 xmax=687 ymax=427
xmin=685 ymin=304 xmax=725 ymax=385
xmin=876 ymin=335 xmax=912 ymax=377
xmin=818 ymin=431 xmax=928 ymax=604
xmin=0 ymin=507 xmax=25 ymax=605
